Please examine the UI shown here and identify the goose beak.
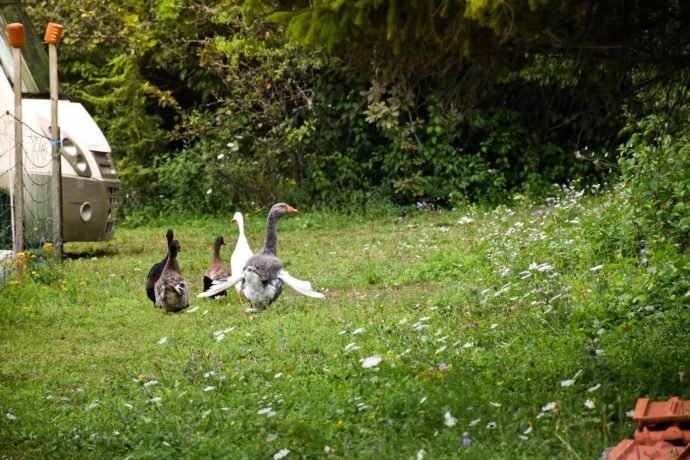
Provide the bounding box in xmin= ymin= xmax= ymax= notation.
xmin=287 ymin=206 xmax=298 ymax=213
xmin=230 ymin=218 xmax=236 ymax=224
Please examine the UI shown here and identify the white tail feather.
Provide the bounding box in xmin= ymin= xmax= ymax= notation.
xmin=198 ymin=273 xmax=245 ymax=298
xmin=278 ymin=270 xmax=325 ymax=299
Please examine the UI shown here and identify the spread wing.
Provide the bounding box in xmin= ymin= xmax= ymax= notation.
xmin=197 ymin=273 xmax=245 ymax=298
xmin=277 ymin=270 xmax=325 ymax=299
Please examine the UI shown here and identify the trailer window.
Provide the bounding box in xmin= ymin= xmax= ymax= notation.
xmin=0 ymin=2 xmax=50 ymax=96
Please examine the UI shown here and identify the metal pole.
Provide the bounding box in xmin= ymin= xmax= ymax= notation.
xmin=46 ymin=23 xmax=64 ymax=262
xmin=7 ymin=23 xmax=25 ymax=257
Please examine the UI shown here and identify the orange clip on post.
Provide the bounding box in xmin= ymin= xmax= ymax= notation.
xmin=7 ymin=23 xmax=26 ymax=48
xmin=44 ymin=23 xmax=64 ymax=45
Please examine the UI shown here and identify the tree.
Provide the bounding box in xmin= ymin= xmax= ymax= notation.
xmin=246 ymin=0 xmax=689 ymax=91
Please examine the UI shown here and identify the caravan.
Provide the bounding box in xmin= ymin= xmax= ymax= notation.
xmin=0 ymin=0 xmax=119 ymax=245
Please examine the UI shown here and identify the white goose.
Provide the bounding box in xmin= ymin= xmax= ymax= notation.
xmin=199 ymin=203 xmax=325 ymax=310
xmin=230 ymin=212 xmax=253 ymax=303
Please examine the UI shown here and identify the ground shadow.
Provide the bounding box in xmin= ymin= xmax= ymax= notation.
xmin=63 ymin=247 xmax=118 ymax=259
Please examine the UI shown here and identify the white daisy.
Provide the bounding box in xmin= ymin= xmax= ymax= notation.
xmin=344 ymin=343 xmax=360 ymax=352
xmin=541 ymin=401 xmax=557 ymax=412
xmin=444 ymin=411 xmax=457 ymax=427
xmin=273 ymin=448 xmax=290 ymax=460
xmin=361 ymin=355 xmax=382 ymax=369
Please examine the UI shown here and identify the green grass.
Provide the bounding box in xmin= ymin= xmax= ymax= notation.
xmin=2 ymin=196 xmax=689 ymax=459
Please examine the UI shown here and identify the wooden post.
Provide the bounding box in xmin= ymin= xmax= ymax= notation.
xmin=7 ymin=23 xmax=25 ymax=257
xmin=45 ymin=23 xmax=64 ymax=262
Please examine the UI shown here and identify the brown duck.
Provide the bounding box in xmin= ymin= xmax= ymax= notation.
xmin=202 ymin=235 xmax=230 ymax=298
xmin=154 ymin=240 xmax=189 ymax=312
xmin=146 ymin=229 xmax=173 ymax=306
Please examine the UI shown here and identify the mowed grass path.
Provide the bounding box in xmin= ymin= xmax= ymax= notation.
xmin=2 ymin=200 xmax=688 ymax=459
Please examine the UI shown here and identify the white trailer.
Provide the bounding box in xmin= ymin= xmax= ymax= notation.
xmin=0 ymin=1 xmax=119 ymax=246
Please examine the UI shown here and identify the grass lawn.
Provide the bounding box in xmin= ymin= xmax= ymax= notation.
xmin=2 ymin=194 xmax=689 ymax=459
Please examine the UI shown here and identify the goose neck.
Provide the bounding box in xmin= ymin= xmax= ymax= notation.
xmin=165 ymin=254 xmax=181 ymax=274
xmin=166 ymin=243 xmax=181 ymax=273
xmin=262 ymin=213 xmax=279 ymax=255
xmin=213 ymin=244 xmax=223 ymax=261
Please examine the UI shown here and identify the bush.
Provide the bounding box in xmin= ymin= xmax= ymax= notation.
xmin=619 ymin=81 xmax=690 ymax=250
xmin=583 ymin=79 xmax=690 ymax=329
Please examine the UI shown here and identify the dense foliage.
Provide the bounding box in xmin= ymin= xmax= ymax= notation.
xmin=620 ymin=78 xmax=690 ymax=250
xmin=25 ymin=0 xmax=690 ymax=214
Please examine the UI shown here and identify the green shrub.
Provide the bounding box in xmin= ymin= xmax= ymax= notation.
xmin=619 ymin=83 xmax=690 ymax=250
xmin=584 ymin=79 xmax=690 ymax=328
